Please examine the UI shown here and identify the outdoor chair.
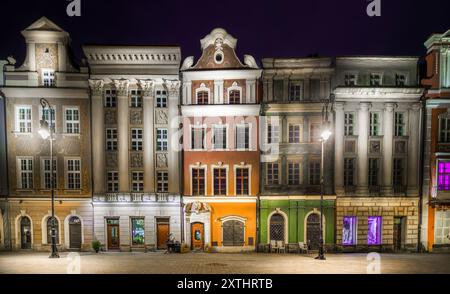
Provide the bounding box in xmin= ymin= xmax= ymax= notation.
xmin=270 ymin=240 xmax=278 ymax=253
xmin=298 ymin=242 xmax=308 ymax=254
xmin=277 ymin=240 xmax=286 ymax=253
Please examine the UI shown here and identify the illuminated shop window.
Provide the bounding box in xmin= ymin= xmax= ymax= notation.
xmin=434 ymin=211 xmax=450 ymax=245
xmin=367 ymin=216 xmax=382 ymax=245
xmin=342 ymin=216 xmax=357 ymax=245
xmin=438 ymin=161 xmax=450 ymax=191
xmin=131 ymin=218 xmax=145 ymax=246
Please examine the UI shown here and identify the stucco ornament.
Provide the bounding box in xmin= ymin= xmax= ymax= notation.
xmin=163 ymin=79 xmax=181 ymax=97
xmin=139 ymin=79 xmax=154 ymax=97
xmin=88 ymin=79 xmax=104 ymax=96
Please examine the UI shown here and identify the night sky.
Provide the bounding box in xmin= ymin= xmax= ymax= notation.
xmin=1 ymin=0 xmax=449 ymax=65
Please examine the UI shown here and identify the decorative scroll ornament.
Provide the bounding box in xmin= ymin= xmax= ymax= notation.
xmin=88 ymin=79 xmax=104 ymax=96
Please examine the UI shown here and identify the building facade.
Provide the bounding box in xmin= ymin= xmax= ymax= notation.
xmin=0 ymin=59 xmax=8 ymax=249
xmin=259 ymin=58 xmax=335 ymax=250
xmin=84 ymin=45 xmax=182 ymax=251
xmin=421 ymin=30 xmax=450 ymax=252
xmin=0 ymin=17 xmax=93 ymax=251
xmin=181 ymin=28 xmax=262 ymax=252
xmin=334 ymin=57 xmax=424 ymax=251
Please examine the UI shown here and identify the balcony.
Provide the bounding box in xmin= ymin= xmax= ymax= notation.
xmin=94 ymin=192 xmax=179 ymax=203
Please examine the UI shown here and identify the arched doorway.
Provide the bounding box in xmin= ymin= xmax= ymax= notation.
xmin=191 ymin=222 xmax=204 ymax=250
xmin=269 ymin=213 xmax=285 ymax=242
xmin=69 ymin=216 xmax=82 ymax=249
xmin=20 ymin=217 xmax=32 ymax=249
xmin=306 ymin=213 xmax=321 ymax=250
xmin=222 ymin=220 xmax=244 ymax=246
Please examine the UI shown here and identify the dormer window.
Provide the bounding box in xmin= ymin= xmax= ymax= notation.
xmin=42 ymin=69 xmax=55 ymax=87
xmin=370 ymin=73 xmax=382 ymax=86
xmin=395 ymin=74 xmax=407 ymax=86
xmin=344 ymin=74 xmax=357 ymax=86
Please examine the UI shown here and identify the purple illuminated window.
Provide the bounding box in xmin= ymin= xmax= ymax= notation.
xmin=367 ymin=216 xmax=382 ymax=245
xmin=342 ymin=216 xmax=357 ymax=245
xmin=438 ymin=161 xmax=450 ymax=191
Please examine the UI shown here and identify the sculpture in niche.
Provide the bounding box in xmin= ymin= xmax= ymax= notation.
xmin=106 ymin=152 xmax=118 ymax=168
xmin=156 ymin=153 xmax=168 ymax=168
xmin=130 ymin=152 xmax=143 ymax=168
xmin=370 ymin=141 xmax=381 ymax=154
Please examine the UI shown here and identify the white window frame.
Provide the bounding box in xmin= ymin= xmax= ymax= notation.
xmin=211 ymin=164 xmax=229 ymax=196
xmin=195 ymin=83 xmax=211 ymax=105
xmin=15 ymin=105 xmax=32 ymax=134
xmin=267 ymin=120 xmax=280 ymax=144
xmin=65 ymin=157 xmax=81 ymax=190
xmin=235 ymin=123 xmax=251 ymax=150
xmin=129 ymin=89 xmax=142 ymax=108
xmin=289 ymin=81 xmax=303 ymax=102
xmin=105 ymin=128 xmax=118 ymax=151
xmin=42 ymin=68 xmax=55 ymax=87
xmin=344 ymin=112 xmax=355 ymax=136
xmin=344 ymin=72 xmax=358 ymax=86
xmin=369 ymin=112 xmax=381 ymax=136
xmin=156 ymin=128 xmax=168 ymax=151
xmin=439 ymin=115 xmax=450 ymax=143
xmin=63 ymin=106 xmax=80 ymax=135
xmin=191 ymin=125 xmax=206 ymax=150
xmin=212 ymin=124 xmax=228 ymax=150
xmin=190 ymin=164 xmax=207 ymax=196
xmin=287 ymin=160 xmax=302 ymax=186
xmin=131 ymin=128 xmax=143 ymax=151
xmin=288 ymin=122 xmax=302 ymax=143
xmin=106 ymin=171 xmax=119 ymax=192
xmin=395 ymin=72 xmax=409 ymax=87
xmin=234 ymin=164 xmax=252 ymax=196
xmin=104 ymin=89 xmax=117 ymax=107
xmin=131 ymin=171 xmax=144 ymax=192
xmin=17 ymin=156 xmax=33 ymax=190
xmin=370 ymin=72 xmax=383 ymax=86
xmin=155 ymin=89 xmax=167 ymax=108
xmin=227 ymin=82 xmax=242 ymax=104
xmin=40 ymin=157 xmax=57 ymax=190
xmin=156 ymin=170 xmax=169 ymax=192
xmin=39 ymin=107 xmax=56 ymax=133
xmin=434 ymin=210 xmax=450 ymax=245
xmin=394 ymin=112 xmax=406 ymax=137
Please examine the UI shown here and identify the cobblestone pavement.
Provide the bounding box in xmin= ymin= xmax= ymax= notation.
xmin=0 ymin=251 xmax=449 ymax=274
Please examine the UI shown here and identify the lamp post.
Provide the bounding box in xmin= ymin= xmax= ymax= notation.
xmin=39 ymin=98 xmax=59 ymax=259
xmin=315 ymin=100 xmax=332 ymax=261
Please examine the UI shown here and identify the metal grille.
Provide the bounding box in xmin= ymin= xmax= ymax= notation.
xmin=269 ymin=214 xmax=285 ymax=241
xmin=306 ymin=213 xmax=321 ymax=250
xmin=222 ymin=220 xmax=244 ymax=246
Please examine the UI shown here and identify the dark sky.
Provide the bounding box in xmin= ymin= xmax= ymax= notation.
xmin=1 ymin=0 xmax=449 ymax=65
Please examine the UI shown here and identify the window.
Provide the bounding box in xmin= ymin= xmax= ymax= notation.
xmin=156 ymin=90 xmax=167 ymax=108
xmin=236 ymin=168 xmax=249 ymax=195
xmin=267 ymin=124 xmax=279 ymax=144
xmin=131 ymin=128 xmax=143 ymax=151
xmin=288 ymin=124 xmax=301 ymax=143
xmin=269 ymin=214 xmax=285 ymax=241
xmin=66 ymin=158 xmax=81 ymax=189
xmin=438 ymin=161 xmax=450 ymax=191
xmin=41 ymin=108 xmax=56 ymax=131
xmin=106 ymin=128 xmax=118 ymax=151
xmin=213 ymin=125 xmax=227 ymax=149
xmin=395 ymin=112 xmax=405 ymax=136
xmin=439 ymin=117 xmax=450 ymax=143
xmin=42 ymin=158 xmax=57 ymax=189
xmin=191 ymin=126 xmax=205 ymax=150
xmin=344 ymin=74 xmax=357 ymax=86
xmin=395 ymin=74 xmax=407 ymax=86
xmin=192 ymin=168 xmax=205 ymax=195
xmin=18 ymin=158 xmax=33 ymax=189
xmin=367 ymin=216 xmax=382 ymax=245
xmin=197 ymin=91 xmax=209 ymax=105
xmin=229 ymin=90 xmax=240 ymax=104
xmin=344 ymin=113 xmax=355 ymax=136
xmin=393 ymin=158 xmax=404 ymax=187
xmin=156 ymin=128 xmax=168 ymax=151
xmin=131 ymin=171 xmax=144 ymax=192
xmin=369 ymin=112 xmax=380 ymax=136
xmin=310 ymin=124 xmax=321 ymax=142
xmin=16 ymin=106 xmax=32 ymax=133
xmin=222 ymin=219 xmax=244 ymax=246
xmin=104 ymin=90 xmax=117 ymax=107
xmin=434 ymin=211 xmax=450 ymax=245
xmin=107 ymin=171 xmax=119 ymax=192
xmin=130 ymin=90 xmax=142 ymax=108
xmin=266 ymin=163 xmax=279 ymax=185
xmin=46 ymin=217 xmax=59 ymax=245
xmin=213 ymin=168 xmax=227 ymax=195
xmin=157 ymin=171 xmax=169 ymax=192
xmin=131 ymin=218 xmax=145 ymax=246
xmin=289 ymin=82 xmax=302 ymax=102
xmin=236 ymin=124 xmax=250 ymax=149
xmin=368 ymin=158 xmax=380 ymax=187
xmin=370 ymin=73 xmax=382 ymax=86
xmin=344 ymin=158 xmax=355 ymax=187
xmin=42 ymin=69 xmax=55 ymax=87
xmin=64 ymin=107 xmax=80 ymax=134
xmin=310 ymin=79 xmax=321 ymax=100
xmin=288 ymin=162 xmax=301 ymax=185
xmin=309 ymin=160 xmax=320 ymax=185
xmin=342 ymin=216 xmax=357 ymax=245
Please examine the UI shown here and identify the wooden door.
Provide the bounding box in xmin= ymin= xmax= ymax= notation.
xmin=156 ymin=223 xmax=169 ymax=250
xmin=107 ymin=219 xmax=120 ymax=250
xmin=191 ymin=222 xmax=204 ymax=250
xmin=69 ymin=216 xmax=82 ymax=249
xmin=20 ymin=217 xmax=31 ymax=249
xmin=306 ymin=213 xmax=321 ymax=250
xmin=222 ymin=220 xmax=245 ymax=246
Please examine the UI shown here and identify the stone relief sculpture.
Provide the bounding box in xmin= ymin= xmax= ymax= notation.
xmin=155 ymin=109 xmax=168 ymax=124
xmin=156 ymin=153 xmax=168 ymax=168
xmin=130 ymin=109 xmax=143 ymax=125
xmin=105 ymin=109 xmax=117 ymax=125
xmin=130 ymin=152 xmax=143 ymax=168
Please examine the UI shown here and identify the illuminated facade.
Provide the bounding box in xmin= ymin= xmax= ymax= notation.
xmin=259 ymin=58 xmax=335 ymax=250
xmin=334 ymin=57 xmax=424 ymax=251
xmin=421 ymin=30 xmax=450 ymax=251
xmin=181 ymin=28 xmax=262 ymax=252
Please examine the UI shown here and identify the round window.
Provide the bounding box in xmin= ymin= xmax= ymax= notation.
xmin=214 ymin=52 xmax=223 ymax=64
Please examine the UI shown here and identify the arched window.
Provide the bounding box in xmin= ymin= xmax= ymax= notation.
xmin=69 ymin=216 xmax=82 ymax=249
xmin=269 ymin=213 xmax=285 ymax=241
xmin=197 ymin=91 xmax=209 ymax=105
xmin=229 ymin=90 xmax=240 ymax=104
xmin=46 ymin=217 xmax=59 ymax=245
xmin=306 ymin=213 xmax=321 ymax=250
xmin=20 ymin=216 xmax=32 ymax=249
xmin=222 ymin=220 xmax=244 ymax=246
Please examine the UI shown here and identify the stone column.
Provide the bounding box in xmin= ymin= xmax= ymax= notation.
xmin=267 ymin=79 xmax=273 ymax=102
xmin=357 ymin=102 xmax=370 ymax=193
xmin=214 ymin=80 xmax=224 ymax=104
xmin=89 ymin=79 xmax=105 ymax=194
xmin=334 ymin=102 xmax=345 ymax=194
xmin=57 ymin=42 xmax=66 ymax=72
xmin=140 ymin=80 xmax=155 ymax=192
xmin=115 ymin=79 xmax=130 ymax=192
xmin=383 ymin=102 xmax=395 ymax=194
xmin=246 ymin=79 xmax=256 ymax=104
xmin=183 ymin=81 xmax=192 ymax=105
xmin=283 ymin=78 xmax=289 ymax=102
xmin=164 ymin=79 xmax=181 ymax=194
xmin=281 ymin=116 xmax=288 ymax=143
xmin=407 ymin=103 xmax=422 ymax=194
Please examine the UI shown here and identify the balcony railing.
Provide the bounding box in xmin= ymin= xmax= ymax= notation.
xmin=95 ymin=192 xmax=178 ymax=203
xmin=369 ymin=185 xmax=381 ymax=195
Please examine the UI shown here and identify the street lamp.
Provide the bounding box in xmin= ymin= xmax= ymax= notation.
xmin=39 ymin=98 xmax=59 ymax=259
xmin=315 ymin=100 xmax=332 ymax=261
